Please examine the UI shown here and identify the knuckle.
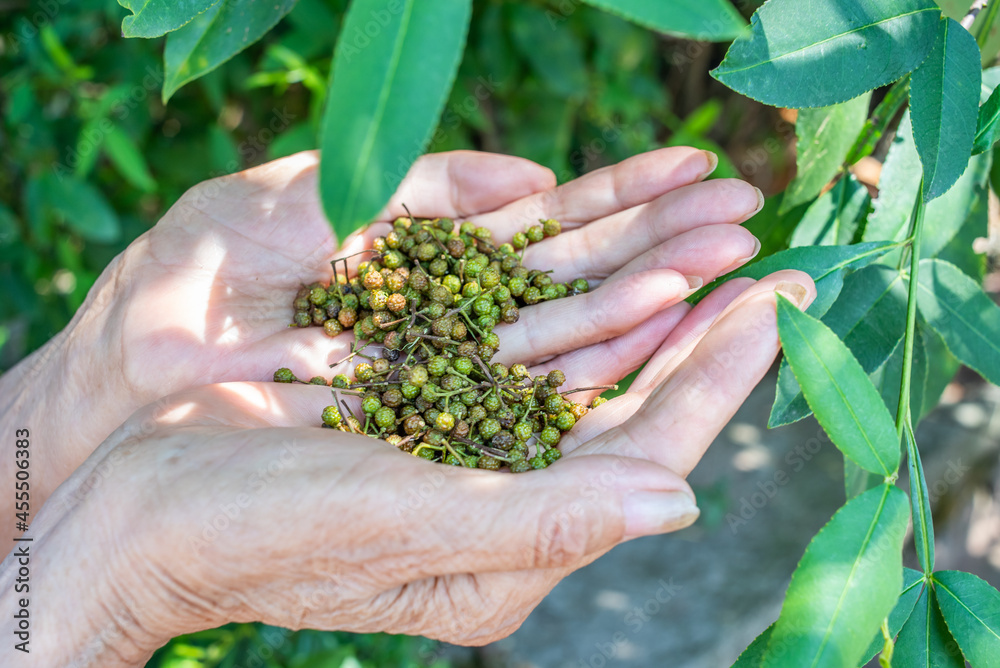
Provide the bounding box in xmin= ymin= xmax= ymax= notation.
xmin=532 ymin=507 xmax=589 ymax=569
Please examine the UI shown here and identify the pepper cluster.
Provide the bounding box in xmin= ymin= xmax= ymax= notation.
xmin=274 ymin=215 xmax=609 ymax=472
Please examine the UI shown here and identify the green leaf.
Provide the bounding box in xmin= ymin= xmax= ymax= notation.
xmin=117 ymin=0 xmax=220 ymax=38
xmin=693 ymin=241 xmax=899 ymax=317
xmin=922 ymin=151 xmax=991 ymax=260
xmin=761 ymin=484 xmax=909 ymax=668
xmin=42 ymin=174 xmax=121 ymax=244
xmin=581 ymin=0 xmax=747 ymax=41
xmin=508 ymin=5 xmax=587 ymax=98
xmin=973 ymin=84 xmax=1000 ymax=155
xmin=162 ymin=0 xmax=297 ymax=102
xmin=103 ymin=126 xmax=157 ymax=193
xmin=318 ymin=0 xmax=472 ymax=238
xmin=895 ymin=586 xmax=966 ymax=667
xmin=710 ymin=0 xmax=941 ymax=108
xmin=917 ymin=258 xmax=1000 ymax=386
xmin=934 ymin=570 xmax=1000 ymax=665
xmin=910 ymin=18 xmax=981 ymax=201
xmin=731 ymin=624 xmax=773 ymax=667
xmin=863 ymin=112 xmax=990 ymax=258
xmin=789 ymin=173 xmax=869 ymax=247
xmin=776 ymin=296 xmax=902 ymax=476
xmin=783 ymin=95 xmax=871 ymax=213
xmin=859 ymin=568 xmax=926 ymax=665
xmin=846 ymin=77 xmax=911 ymax=165
xmin=863 ymin=111 xmax=923 ymax=245
xmin=770 ymin=265 xmax=907 ymax=428
xmin=871 ymin=322 xmax=929 ymax=425
xmin=905 ymin=423 xmax=935 ymax=574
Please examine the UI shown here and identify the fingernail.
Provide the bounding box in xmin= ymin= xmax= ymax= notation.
xmin=700 ymin=150 xmax=719 ymax=178
xmin=751 ymin=187 xmax=765 ymax=215
xmin=721 ymin=236 xmax=761 ymax=275
xmin=775 ymin=280 xmax=808 ymax=307
xmin=623 ymin=491 xmax=700 ymax=538
xmin=683 ymin=275 xmax=704 ymax=297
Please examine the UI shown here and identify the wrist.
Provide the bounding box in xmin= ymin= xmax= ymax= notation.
xmin=0 ymin=482 xmax=173 ymax=667
xmin=0 ymin=257 xmax=135 ymax=516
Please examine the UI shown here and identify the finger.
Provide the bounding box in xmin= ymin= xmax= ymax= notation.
xmin=527 ymin=305 xmax=690 ymax=404
xmin=393 ymin=455 xmax=699 ymax=578
xmin=556 ymin=278 xmax=757 ymax=453
xmin=469 ymin=147 xmax=718 ymax=234
xmin=495 ymin=269 xmax=699 ymax=367
xmin=522 ymin=180 xmax=763 ymax=281
xmin=603 ymin=225 xmax=760 ymax=286
xmin=574 ymin=279 xmax=813 ymax=477
xmin=632 ymin=270 xmax=816 ymax=392
xmin=377 ymin=150 xmax=556 ymax=221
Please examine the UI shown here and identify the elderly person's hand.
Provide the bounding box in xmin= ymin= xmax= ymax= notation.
xmin=0 ymin=148 xmax=765 ymax=519
xmin=0 ymin=271 xmax=814 ymax=667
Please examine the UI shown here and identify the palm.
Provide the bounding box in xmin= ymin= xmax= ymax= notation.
xmin=108 ymin=148 xmax=761 ymax=413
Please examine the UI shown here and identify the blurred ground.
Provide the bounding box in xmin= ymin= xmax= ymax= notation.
xmin=433 ymin=370 xmax=1000 ymax=668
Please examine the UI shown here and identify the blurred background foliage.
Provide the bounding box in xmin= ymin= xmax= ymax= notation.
xmin=0 ymin=0 xmax=782 ymax=373
xmin=0 ymin=0 xmax=786 ymax=664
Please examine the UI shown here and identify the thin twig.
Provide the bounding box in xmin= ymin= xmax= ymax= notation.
xmin=562 ymin=384 xmax=619 ymax=395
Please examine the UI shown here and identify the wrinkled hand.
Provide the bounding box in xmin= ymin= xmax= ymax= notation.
xmin=5 ymin=271 xmax=814 ymax=667
xmin=3 ymin=148 xmax=765 ymax=511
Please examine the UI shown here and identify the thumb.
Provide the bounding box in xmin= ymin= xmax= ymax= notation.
xmin=395 ymin=455 xmax=699 ymax=580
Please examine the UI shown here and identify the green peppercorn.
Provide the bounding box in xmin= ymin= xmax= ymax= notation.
xmin=427 ymin=356 xmax=449 ymax=376
xmin=374 ymin=406 xmax=396 ymax=429
xmin=510 ymin=460 xmax=531 ymax=473
xmin=321 ymin=405 xmax=343 ymax=427
xmin=479 ymin=418 xmax=501 ymax=440
xmin=362 ymin=395 xmax=382 ymax=415
xmin=274 ymin=368 xmax=296 ymax=383
xmin=539 ymin=426 xmax=561 ymax=446
xmin=555 ymin=412 xmax=576 ymax=431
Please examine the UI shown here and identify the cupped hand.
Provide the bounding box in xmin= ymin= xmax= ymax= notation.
xmin=10 ymin=271 xmax=814 ymax=667
xmin=12 ymin=147 xmax=763 ymax=509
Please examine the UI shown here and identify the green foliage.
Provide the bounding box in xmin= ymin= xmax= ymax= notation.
xmin=711 ymin=0 xmax=941 ymax=108
xmin=118 ymin=0 xmax=220 ymax=38
xmin=782 ymin=95 xmax=871 ymax=212
xmin=894 ymin=586 xmax=965 ymax=667
xmin=973 ymin=84 xmax=1000 ymax=154
xmin=788 ymin=173 xmax=869 ymax=248
xmin=905 ymin=423 xmax=934 ymax=573
xmin=712 ymin=2 xmax=1000 ymax=665
xmin=731 ymin=624 xmax=772 ymax=667
xmin=162 ymin=0 xmax=298 ymax=101
xmin=144 ymin=623 xmax=450 ymax=668
xmin=776 ymin=296 xmax=900 ymax=476
xmin=761 ymin=484 xmax=908 ymax=668
xmin=909 ymin=18 xmax=980 ymax=201
xmin=579 ymin=0 xmax=747 ymax=41
xmin=858 ymin=568 xmax=924 ymax=664
xmin=319 ymin=0 xmax=472 ymax=239
xmin=933 ymin=570 xmax=1000 ymax=664
xmin=917 ymin=258 xmax=1000 ymax=386
xmin=770 ymin=264 xmax=908 ymax=428
xmin=693 ymin=241 xmax=898 ymax=317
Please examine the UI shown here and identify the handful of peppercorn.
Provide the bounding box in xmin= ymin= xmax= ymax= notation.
xmin=274 ymin=213 xmax=610 ymax=472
